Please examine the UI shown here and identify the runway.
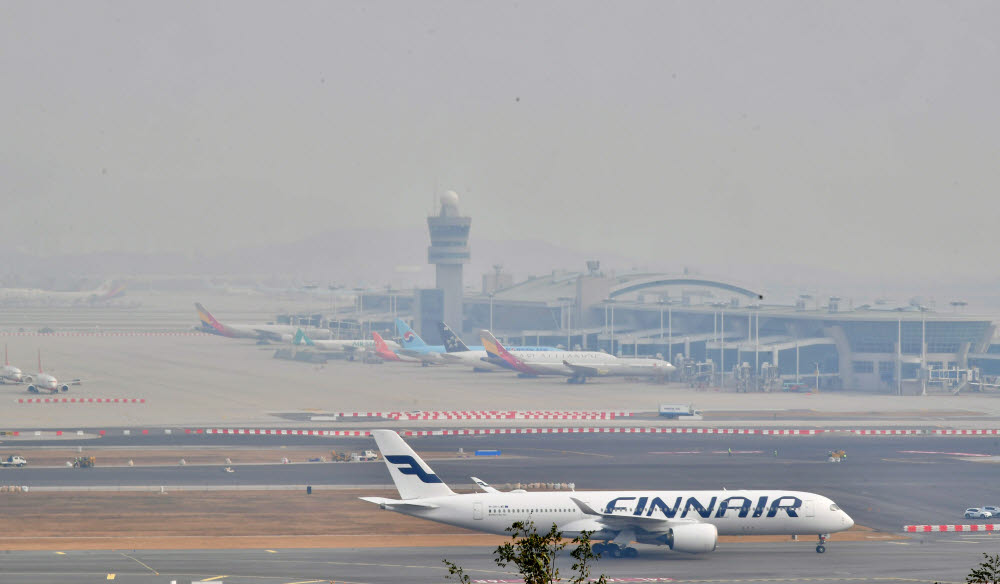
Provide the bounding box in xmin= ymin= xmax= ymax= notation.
xmin=4 ymin=433 xmax=998 ymax=531
xmin=0 ymin=539 xmax=994 ymax=583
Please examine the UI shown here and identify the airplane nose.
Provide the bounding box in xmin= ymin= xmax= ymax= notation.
xmin=843 ymin=512 xmax=854 ymax=529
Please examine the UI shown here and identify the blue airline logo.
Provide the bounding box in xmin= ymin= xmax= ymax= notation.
xmin=603 ymin=495 xmax=802 ymax=518
xmin=385 ymin=455 xmax=444 ymax=484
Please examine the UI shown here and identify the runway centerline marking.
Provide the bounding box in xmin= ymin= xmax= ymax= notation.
xmin=119 ymin=552 xmax=159 ymax=575
xmin=106 ymin=575 xmax=115 ymax=580
xmin=265 ymin=549 xmax=278 ymax=553
xmin=283 ymin=580 xmax=327 ymax=584
xmin=200 ymin=576 xmax=228 ymax=581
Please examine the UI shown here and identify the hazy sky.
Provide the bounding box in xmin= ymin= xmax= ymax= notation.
xmin=3 ymin=1 xmax=999 ymax=282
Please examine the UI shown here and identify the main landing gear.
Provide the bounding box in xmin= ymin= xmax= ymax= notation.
xmin=816 ymin=533 xmax=828 ymax=553
xmin=567 ymin=374 xmax=587 ymax=384
xmin=593 ymin=542 xmax=638 ymax=559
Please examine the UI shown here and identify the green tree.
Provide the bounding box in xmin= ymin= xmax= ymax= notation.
xmin=964 ymin=552 xmax=1000 ymax=584
xmin=444 ymin=521 xmax=608 ymax=584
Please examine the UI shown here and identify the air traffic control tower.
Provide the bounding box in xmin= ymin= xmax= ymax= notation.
xmin=427 ymin=191 xmax=471 ymax=330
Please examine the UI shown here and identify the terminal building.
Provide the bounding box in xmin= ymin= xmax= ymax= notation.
xmin=453 ymin=264 xmax=997 ymax=394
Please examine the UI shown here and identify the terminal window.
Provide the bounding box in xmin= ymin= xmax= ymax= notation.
xmin=852 ymin=360 xmax=875 ymax=373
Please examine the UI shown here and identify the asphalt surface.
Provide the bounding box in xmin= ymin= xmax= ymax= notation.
xmin=4 ymin=433 xmax=999 ymax=531
xmin=0 ymin=538 xmax=996 ymax=584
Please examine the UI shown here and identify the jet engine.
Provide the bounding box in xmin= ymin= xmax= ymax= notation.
xmin=22 ymin=375 xmax=33 ymax=384
xmin=60 ymin=384 xmax=70 ymax=392
xmin=664 ymin=523 xmax=718 ymax=553
xmin=26 ymin=384 xmax=38 ymax=393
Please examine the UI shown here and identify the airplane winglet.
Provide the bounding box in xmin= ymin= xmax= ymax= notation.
xmin=471 ymin=477 xmax=500 ymax=494
xmin=570 ymin=497 xmax=602 ymax=516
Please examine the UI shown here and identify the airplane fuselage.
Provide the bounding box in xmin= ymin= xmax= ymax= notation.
xmin=377 ymin=489 xmax=852 ymax=541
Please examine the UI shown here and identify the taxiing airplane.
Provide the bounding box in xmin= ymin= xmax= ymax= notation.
xmin=437 ymin=322 xmax=557 ymax=372
xmin=362 ymin=430 xmax=854 ymax=557
xmin=293 ymin=329 xmax=400 ymax=355
xmin=1 ymin=345 xmax=23 ymax=384
xmin=480 ymin=330 xmax=675 ymax=384
xmin=23 ymin=350 xmax=82 ymax=394
xmin=195 ymin=303 xmax=331 ymax=342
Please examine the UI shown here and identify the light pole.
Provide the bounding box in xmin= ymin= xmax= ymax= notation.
xmin=489 ymin=293 xmax=495 ymax=332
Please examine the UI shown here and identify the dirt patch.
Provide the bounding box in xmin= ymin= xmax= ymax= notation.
xmin=0 ymin=489 xmax=900 ymax=550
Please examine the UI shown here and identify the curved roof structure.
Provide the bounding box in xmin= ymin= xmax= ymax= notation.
xmin=608 ymin=274 xmax=763 ymax=301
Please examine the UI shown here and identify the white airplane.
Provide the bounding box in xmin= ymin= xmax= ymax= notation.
xmin=293 ymin=329 xmax=400 ymax=355
xmin=195 ymin=303 xmax=331 ymax=342
xmin=361 ymin=430 xmax=854 ymax=557
xmin=23 ymin=351 xmax=81 ymax=394
xmin=0 ymin=281 xmax=126 ymax=307
xmin=437 ymin=322 xmax=557 ymax=372
xmin=480 ymin=330 xmax=675 ymax=384
xmin=1 ymin=345 xmax=23 ymax=384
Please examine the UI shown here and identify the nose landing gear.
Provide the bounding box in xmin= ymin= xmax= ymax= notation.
xmin=816 ymin=533 xmax=828 ymax=553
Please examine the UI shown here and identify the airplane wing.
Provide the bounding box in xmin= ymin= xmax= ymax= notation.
xmin=570 ymin=497 xmax=697 ymax=533
xmin=562 ymin=360 xmax=610 ymax=377
xmin=252 ymin=329 xmax=286 ymax=342
xmin=359 ymin=496 xmax=440 ymax=510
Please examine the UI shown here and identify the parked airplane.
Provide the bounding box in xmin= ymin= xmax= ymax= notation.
xmin=293 ymin=329 xmax=400 ymax=356
xmin=195 ymin=303 xmax=331 ymax=342
xmin=23 ymin=351 xmax=81 ymax=394
xmin=437 ymin=322 xmax=556 ymax=372
xmin=480 ymin=330 xmax=674 ymax=384
xmin=362 ymin=430 xmax=853 ymax=556
xmin=0 ymin=281 xmax=126 ymax=307
xmin=1 ymin=345 xmax=23 ymax=384
xmin=372 ymin=332 xmax=420 ymax=363
xmin=394 ymin=319 xmax=448 ymax=364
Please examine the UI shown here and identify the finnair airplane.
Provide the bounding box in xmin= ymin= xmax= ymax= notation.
xmin=362 ymin=431 xmax=854 ymax=557
xmin=480 ymin=330 xmax=675 ymax=384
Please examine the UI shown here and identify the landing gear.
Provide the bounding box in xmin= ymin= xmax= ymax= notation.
xmin=594 ymin=542 xmax=638 ymax=559
xmin=816 ymin=534 xmax=828 ymax=553
xmin=567 ymin=374 xmax=587 ymax=384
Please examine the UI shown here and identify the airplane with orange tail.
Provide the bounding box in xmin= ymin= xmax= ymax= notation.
xmin=372 ymin=332 xmax=421 ymax=363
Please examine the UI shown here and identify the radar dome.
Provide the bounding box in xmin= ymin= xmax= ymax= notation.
xmin=439 ymin=190 xmax=461 ymax=216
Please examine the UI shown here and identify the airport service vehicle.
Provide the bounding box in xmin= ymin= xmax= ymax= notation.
xmin=195 ymin=303 xmax=331 ymax=342
xmin=437 ymin=322 xmax=557 ymax=372
xmin=480 ymin=330 xmax=675 ymax=384
xmin=981 ymin=506 xmax=1000 ymax=515
xmin=361 ymin=430 xmax=854 ymax=556
xmin=0 ymin=455 xmax=27 ymax=468
xmin=964 ymin=508 xmax=993 ymax=519
xmin=293 ymin=329 xmax=400 ymax=357
xmin=23 ymin=351 xmax=81 ymax=394
xmin=782 ymin=382 xmax=812 ymax=393
xmin=1 ymin=345 xmax=23 ymax=384
xmin=658 ymin=404 xmax=704 ymax=420
xmin=351 ymin=450 xmax=379 ymax=462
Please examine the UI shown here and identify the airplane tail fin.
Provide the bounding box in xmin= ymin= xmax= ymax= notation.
xmin=195 ymin=303 xmax=232 ymax=336
xmin=438 ymin=322 xmax=470 ymax=353
xmin=395 ymin=318 xmax=428 ymax=348
xmin=372 ymin=332 xmax=398 ymax=360
xmin=371 ymin=430 xmax=454 ymax=500
xmin=479 ymin=329 xmax=533 ymax=374
xmin=293 ymin=329 xmax=314 ymax=346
